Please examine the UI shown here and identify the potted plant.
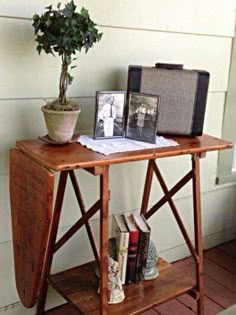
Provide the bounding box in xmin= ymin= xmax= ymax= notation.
xmin=32 ymin=1 xmax=102 ymax=143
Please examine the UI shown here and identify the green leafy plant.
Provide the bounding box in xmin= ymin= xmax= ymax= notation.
xmin=32 ymin=1 xmax=103 ymax=110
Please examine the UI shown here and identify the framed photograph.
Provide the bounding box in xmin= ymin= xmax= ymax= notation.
xmin=125 ymin=92 xmax=160 ymax=143
xmin=94 ymin=91 xmax=126 ymax=139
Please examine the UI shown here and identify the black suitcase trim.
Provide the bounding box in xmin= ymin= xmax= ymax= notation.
xmin=191 ymin=71 xmax=210 ymax=136
xmin=127 ymin=66 xmax=142 ymax=94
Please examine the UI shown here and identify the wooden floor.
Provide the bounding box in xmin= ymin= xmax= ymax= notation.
xmin=142 ymin=239 xmax=236 ymax=315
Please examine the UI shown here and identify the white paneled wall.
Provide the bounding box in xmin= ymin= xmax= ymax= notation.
xmin=0 ymin=20 xmax=232 ymax=98
xmin=0 ymin=1 xmax=236 ymax=313
xmin=0 ymin=0 xmax=235 ymax=36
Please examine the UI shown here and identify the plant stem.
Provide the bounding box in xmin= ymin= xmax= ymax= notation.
xmin=58 ymin=54 xmax=69 ymax=104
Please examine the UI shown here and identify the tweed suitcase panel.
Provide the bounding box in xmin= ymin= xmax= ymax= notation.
xmin=140 ymin=68 xmax=198 ymax=135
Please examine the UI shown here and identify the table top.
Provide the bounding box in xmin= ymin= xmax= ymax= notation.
xmin=16 ymin=134 xmax=232 ymax=172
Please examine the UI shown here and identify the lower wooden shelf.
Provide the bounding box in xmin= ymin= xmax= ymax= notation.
xmin=47 ymin=258 xmax=195 ymax=315
xmin=45 ymin=303 xmax=79 ymax=314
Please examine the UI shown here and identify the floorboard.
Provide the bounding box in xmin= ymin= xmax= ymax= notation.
xmin=142 ymin=241 xmax=236 ymax=314
xmin=204 ymin=257 xmax=236 ymax=293
xmin=205 ymin=247 xmax=236 ymax=275
xmin=177 ymin=294 xmax=224 ymax=314
xmin=154 ymin=299 xmax=195 ymax=314
xmin=218 ymin=240 xmax=236 ymax=258
xmin=174 ymin=257 xmax=236 ymax=309
xmin=142 ymin=309 xmax=159 ymax=315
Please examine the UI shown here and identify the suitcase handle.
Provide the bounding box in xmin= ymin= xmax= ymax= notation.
xmin=155 ymin=63 xmax=183 ymax=70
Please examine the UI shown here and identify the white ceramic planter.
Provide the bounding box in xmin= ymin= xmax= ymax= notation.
xmin=41 ymin=105 xmax=81 ymax=143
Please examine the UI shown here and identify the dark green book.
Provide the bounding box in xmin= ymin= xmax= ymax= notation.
xmin=132 ymin=213 xmax=151 ymax=282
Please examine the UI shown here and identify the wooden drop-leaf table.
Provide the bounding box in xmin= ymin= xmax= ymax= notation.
xmin=10 ymin=134 xmax=232 ymax=315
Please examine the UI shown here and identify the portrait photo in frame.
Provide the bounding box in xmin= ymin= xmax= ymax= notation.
xmin=94 ymin=91 xmax=126 ymax=139
xmin=125 ymin=92 xmax=160 ymax=143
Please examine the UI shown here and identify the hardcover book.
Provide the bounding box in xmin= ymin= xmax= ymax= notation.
xmin=124 ymin=214 xmax=139 ymax=283
xmin=112 ymin=214 xmax=129 ymax=284
xmin=132 ymin=213 xmax=151 ymax=282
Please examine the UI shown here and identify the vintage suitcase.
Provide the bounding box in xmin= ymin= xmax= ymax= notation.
xmin=127 ymin=63 xmax=210 ymax=136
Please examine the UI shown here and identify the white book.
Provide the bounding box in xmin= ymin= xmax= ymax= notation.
xmin=112 ymin=214 xmax=129 ymax=284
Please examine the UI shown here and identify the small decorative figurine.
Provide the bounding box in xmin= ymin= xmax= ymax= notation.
xmin=95 ymin=238 xmax=117 ymax=278
xmin=144 ymin=240 xmax=159 ymax=280
xmin=108 ymin=257 xmax=125 ymax=304
xmin=96 ymin=255 xmax=125 ymax=304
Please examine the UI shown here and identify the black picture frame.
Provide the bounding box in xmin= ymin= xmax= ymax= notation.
xmin=125 ymin=92 xmax=160 ymax=144
xmin=94 ymin=91 xmax=126 ymax=139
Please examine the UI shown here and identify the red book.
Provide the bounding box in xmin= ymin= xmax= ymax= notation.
xmin=124 ymin=214 xmax=139 ymax=283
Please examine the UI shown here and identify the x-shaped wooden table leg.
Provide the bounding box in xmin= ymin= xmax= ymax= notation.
xmin=141 ymin=154 xmax=204 ymax=315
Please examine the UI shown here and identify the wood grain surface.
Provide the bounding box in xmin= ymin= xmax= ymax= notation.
xmin=9 ymin=149 xmax=54 ymax=308
xmin=15 ymin=134 xmax=232 ymax=172
xmin=47 ymin=258 xmax=195 ymax=315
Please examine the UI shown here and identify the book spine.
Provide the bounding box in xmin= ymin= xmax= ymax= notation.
xmin=136 ymin=230 xmax=150 ymax=282
xmin=126 ymin=230 xmax=139 ymax=283
xmin=117 ymin=231 xmax=129 ymax=284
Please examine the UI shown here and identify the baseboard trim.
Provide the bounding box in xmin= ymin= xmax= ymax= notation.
xmin=160 ymin=226 xmax=236 ymax=263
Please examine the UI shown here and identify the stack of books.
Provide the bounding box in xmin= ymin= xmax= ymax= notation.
xmin=112 ymin=213 xmax=151 ymax=284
